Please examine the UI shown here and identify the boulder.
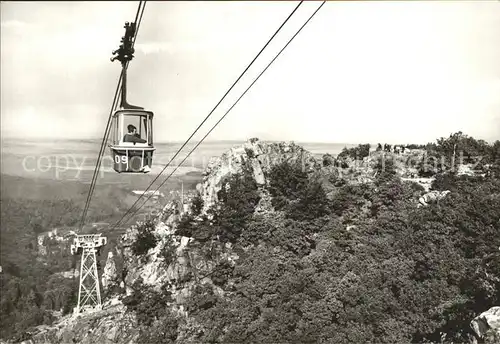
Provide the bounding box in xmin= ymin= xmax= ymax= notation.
xmin=418 ymin=190 xmax=451 ymax=206
xmin=470 ymin=306 xmax=500 ymax=343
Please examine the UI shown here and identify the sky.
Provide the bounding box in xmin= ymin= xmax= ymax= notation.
xmin=1 ymin=1 xmax=499 ymax=144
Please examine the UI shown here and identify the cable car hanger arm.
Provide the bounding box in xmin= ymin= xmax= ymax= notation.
xmin=110 ymin=21 xmax=143 ymax=110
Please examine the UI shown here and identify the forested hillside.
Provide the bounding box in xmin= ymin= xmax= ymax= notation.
xmin=119 ymin=133 xmax=500 ymax=343
xmin=0 ymin=176 xmax=133 ymax=340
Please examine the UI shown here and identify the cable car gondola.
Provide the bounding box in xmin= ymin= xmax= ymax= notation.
xmin=109 ymin=21 xmax=155 ymax=173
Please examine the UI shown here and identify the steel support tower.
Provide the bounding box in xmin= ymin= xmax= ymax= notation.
xmin=70 ymin=234 xmax=107 ymax=314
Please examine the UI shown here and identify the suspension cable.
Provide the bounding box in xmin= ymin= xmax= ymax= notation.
xmin=80 ymin=64 xmax=125 ymax=229
xmin=80 ymin=1 xmax=146 ymax=229
xmin=114 ymin=1 xmax=326 ymax=228
xmin=133 ymin=2 xmax=146 ymax=46
xmin=111 ymin=1 xmax=305 ymax=229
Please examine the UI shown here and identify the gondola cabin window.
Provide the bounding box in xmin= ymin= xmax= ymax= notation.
xmin=121 ymin=114 xmax=149 ymax=145
xmin=110 ymin=110 xmax=154 ymax=147
xmin=109 ymin=109 xmax=155 ymax=173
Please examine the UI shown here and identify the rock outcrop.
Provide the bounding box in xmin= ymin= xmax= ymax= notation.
xmin=54 ymin=270 xmax=79 ymax=279
xmin=418 ymin=190 xmax=451 ymax=207
xmin=24 ymin=304 xmax=138 ymax=344
xmin=101 ymin=252 xmax=118 ymax=292
xmin=120 ymin=222 xmax=177 ymax=295
xmin=197 ymin=139 xmax=318 ymax=213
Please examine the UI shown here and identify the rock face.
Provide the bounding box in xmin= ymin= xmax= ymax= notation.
xmin=119 ymin=219 xmax=235 ymax=307
xmin=120 ymin=223 xmax=177 ymax=295
xmin=26 ymin=304 xmax=138 ymax=344
xmin=54 ymin=270 xmax=79 ymax=279
xmin=198 ymin=139 xmax=318 ymax=213
xmin=470 ymin=306 xmax=500 ymax=343
xmin=101 ymin=252 xmax=118 ymax=292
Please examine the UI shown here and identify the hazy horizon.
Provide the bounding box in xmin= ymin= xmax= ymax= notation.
xmin=2 ymin=132 xmax=485 ymax=146
xmin=0 ymin=139 xmax=355 ymax=184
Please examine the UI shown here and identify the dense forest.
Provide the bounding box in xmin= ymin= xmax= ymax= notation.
xmin=1 ymin=132 xmax=499 ymax=343
xmin=124 ymin=132 xmax=500 ymax=343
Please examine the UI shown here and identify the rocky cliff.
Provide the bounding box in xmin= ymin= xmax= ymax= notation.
xmin=17 ymin=303 xmax=138 ymax=344
xmin=19 ymin=138 xmax=315 ymax=343
xmin=197 ymin=139 xmax=319 ymax=213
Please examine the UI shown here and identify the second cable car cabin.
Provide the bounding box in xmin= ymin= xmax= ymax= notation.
xmin=109 ymin=109 xmax=154 ymax=173
xmin=108 ymin=21 xmax=155 ymax=173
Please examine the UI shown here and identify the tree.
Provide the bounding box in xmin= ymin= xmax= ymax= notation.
xmin=322 ymin=153 xmax=335 ymax=167
xmin=214 ymin=166 xmax=261 ymax=243
xmin=374 ymin=155 xmax=397 ymax=184
xmin=131 ymin=221 xmax=158 ymax=256
xmin=436 ymin=131 xmax=465 ymax=168
xmin=338 ymin=144 xmax=371 ymax=160
xmin=287 ymin=179 xmax=330 ymax=221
